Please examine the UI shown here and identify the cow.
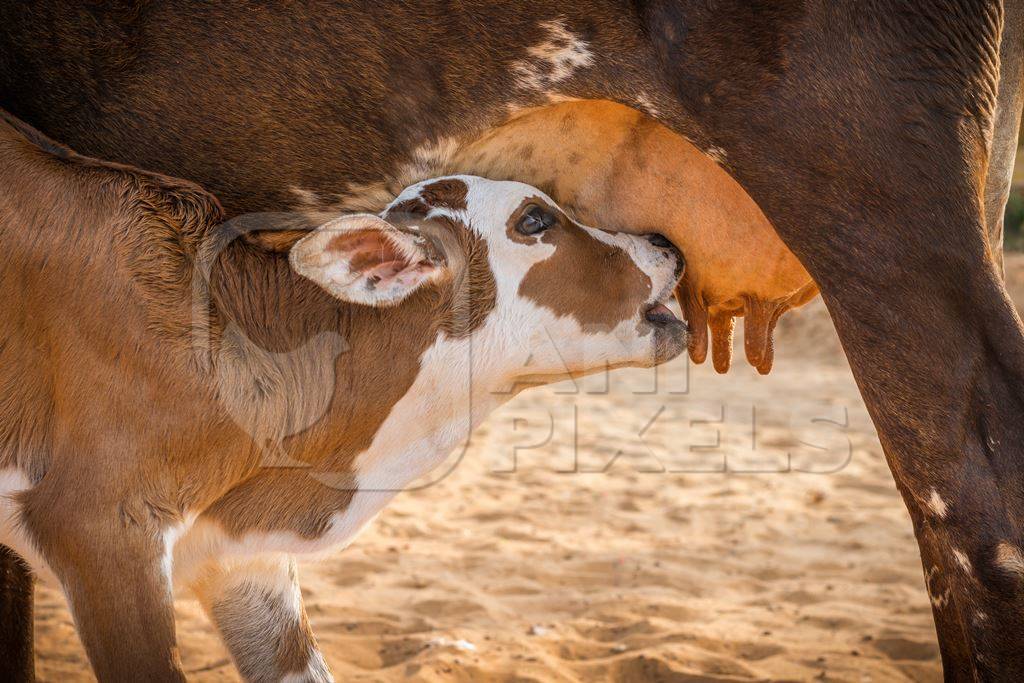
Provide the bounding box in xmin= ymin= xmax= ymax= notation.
xmin=0 ymin=111 xmax=686 ymax=681
xmin=1 ymin=1 xmax=1023 ymax=677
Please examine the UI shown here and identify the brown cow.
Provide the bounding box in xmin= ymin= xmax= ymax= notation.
xmin=2 ymin=1 xmax=1024 ymax=678
xmin=0 ymin=112 xmax=685 ymax=681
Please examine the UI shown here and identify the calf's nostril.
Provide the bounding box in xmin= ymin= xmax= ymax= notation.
xmin=645 ymin=233 xmax=674 ymax=249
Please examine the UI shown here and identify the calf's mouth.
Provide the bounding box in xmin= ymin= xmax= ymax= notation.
xmin=643 ymin=295 xmax=689 ymax=365
xmin=645 ymin=302 xmax=679 ymax=326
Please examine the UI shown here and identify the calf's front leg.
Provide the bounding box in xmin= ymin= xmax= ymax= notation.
xmin=191 ymin=555 xmax=332 ymax=683
xmin=25 ymin=513 xmax=186 ymax=682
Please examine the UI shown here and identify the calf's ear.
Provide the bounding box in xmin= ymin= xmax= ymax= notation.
xmin=289 ymin=214 xmax=444 ymax=306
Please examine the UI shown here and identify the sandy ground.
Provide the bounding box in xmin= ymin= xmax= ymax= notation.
xmin=32 ymin=256 xmax=1024 ymax=682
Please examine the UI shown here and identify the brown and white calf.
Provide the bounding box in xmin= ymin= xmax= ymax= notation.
xmin=0 ymin=113 xmax=685 ymax=681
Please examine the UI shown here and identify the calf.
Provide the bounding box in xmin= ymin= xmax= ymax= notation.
xmin=0 ymin=113 xmax=685 ymax=681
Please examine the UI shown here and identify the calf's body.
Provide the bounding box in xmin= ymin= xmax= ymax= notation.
xmin=0 ymin=114 xmax=685 ymax=681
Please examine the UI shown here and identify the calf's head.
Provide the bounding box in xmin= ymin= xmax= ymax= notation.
xmin=289 ymin=175 xmax=687 ymax=391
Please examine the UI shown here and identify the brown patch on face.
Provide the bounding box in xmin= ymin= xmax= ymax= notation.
xmin=386 ymin=178 xmax=469 ymax=223
xmin=435 ymin=216 xmax=498 ymax=338
xmin=386 ymin=196 xmax=430 ymax=217
xmin=517 ymin=211 xmax=652 ymax=333
xmin=417 ymin=178 xmax=468 ymax=211
xmin=505 ymin=195 xmax=553 ymax=245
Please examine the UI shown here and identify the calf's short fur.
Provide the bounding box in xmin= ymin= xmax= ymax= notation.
xmin=0 ymin=112 xmax=685 ymax=682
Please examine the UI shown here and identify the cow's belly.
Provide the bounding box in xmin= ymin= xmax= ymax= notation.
xmin=0 ymin=467 xmax=59 ymax=586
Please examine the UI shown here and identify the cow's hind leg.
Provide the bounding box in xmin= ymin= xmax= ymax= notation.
xmin=640 ymin=0 xmax=1024 ymax=675
xmin=191 ymin=555 xmax=332 ymax=683
xmin=0 ymin=544 xmax=34 ymax=682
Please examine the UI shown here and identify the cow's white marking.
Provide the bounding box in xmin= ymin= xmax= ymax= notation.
xmin=952 ymin=548 xmax=973 ymax=574
xmin=996 ymin=541 xmax=1024 ymax=577
xmin=161 ymin=514 xmax=197 ymax=590
xmin=706 ymin=146 xmax=728 ymax=164
xmin=632 ymin=93 xmax=661 ymax=119
xmin=925 ymin=565 xmax=950 ymax=608
xmin=927 ymin=488 xmax=948 ymax=519
xmin=512 ymin=18 xmax=594 ymax=91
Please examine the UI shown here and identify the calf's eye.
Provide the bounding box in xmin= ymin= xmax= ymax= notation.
xmin=517 ymin=205 xmax=557 ymax=235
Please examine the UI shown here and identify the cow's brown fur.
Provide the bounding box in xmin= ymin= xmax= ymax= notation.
xmin=2 ymin=1 xmax=1024 ymax=677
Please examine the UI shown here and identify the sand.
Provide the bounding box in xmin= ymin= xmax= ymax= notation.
xmin=33 ymin=257 xmax=1024 ymax=682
